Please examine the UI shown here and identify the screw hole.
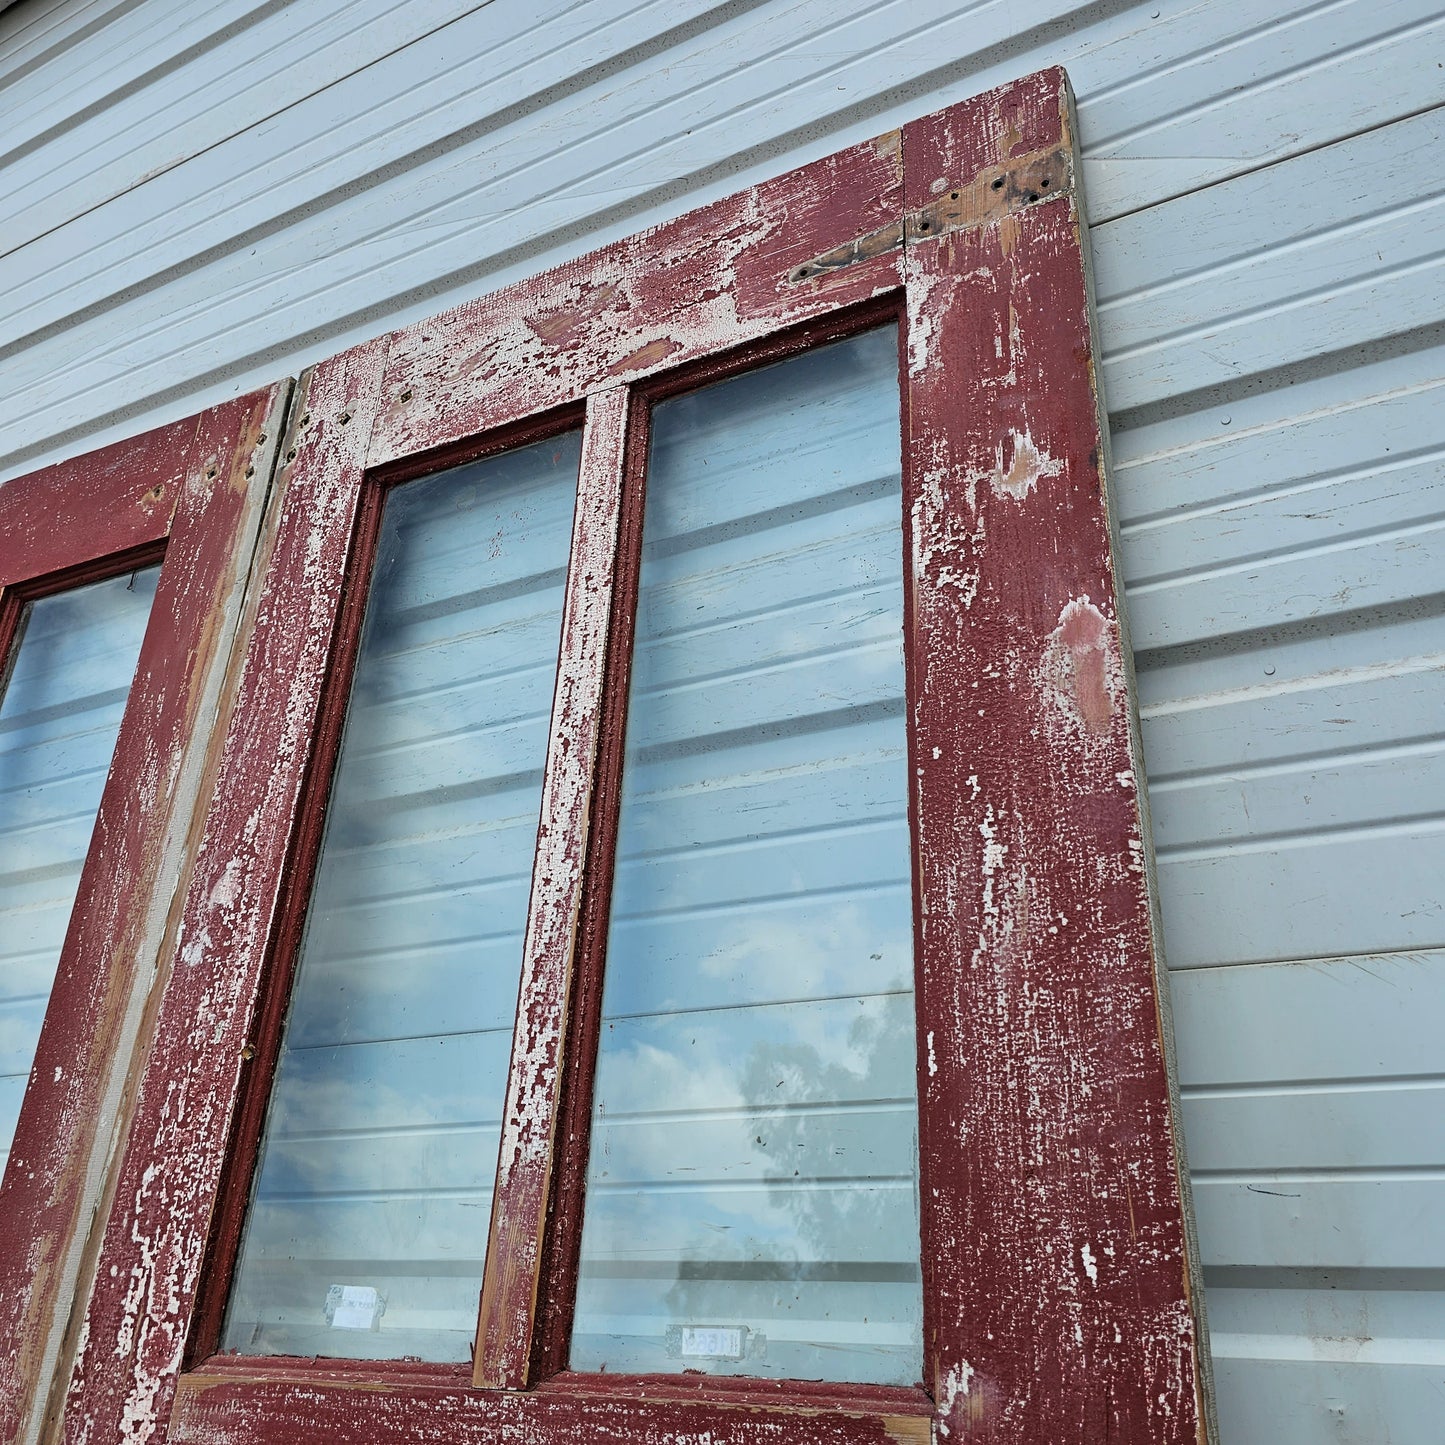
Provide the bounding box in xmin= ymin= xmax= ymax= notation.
xmin=949 ymin=190 xmax=959 ymax=200
xmin=991 ymin=177 xmax=1005 ymax=191
xmin=1041 ymin=177 xmax=1051 ymax=187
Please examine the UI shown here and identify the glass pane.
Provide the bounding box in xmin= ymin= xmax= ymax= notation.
xmin=570 ymin=326 xmax=921 ymax=1385
xmin=222 ymin=432 xmax=581 ymax=1362
xmin=0 ymin=567 xmax=159 ymax=1180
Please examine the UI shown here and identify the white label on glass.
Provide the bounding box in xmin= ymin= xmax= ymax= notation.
xmin=327 ymin=1284 xmax=382 ymax=1330
xmin=680 ymin=1326 xmax=745 ymax=1359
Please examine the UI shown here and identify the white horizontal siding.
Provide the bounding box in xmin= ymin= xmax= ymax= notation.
xmin=2 ymin=0 xmax=1442 ymax=1436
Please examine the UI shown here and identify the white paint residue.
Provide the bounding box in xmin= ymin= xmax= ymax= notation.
xmin=1081 ymin=1241 xmax=1098 ymax=1285
xmin=988 ymin=427 xmax=1064 ymax=502
xmin=178 ymin=926 xmax=210 ymax=969
xmin=935 ymin=1359 xmax=975 ymax=1438
xmin=53 ymin=1066 xmax=63 ymax=1083
xmin=927 ymin=1031 xmax=937 ymax=1077
xmin=906 ymin=268 xmax=942 ymax=376
xmin=207 ymin=856 xmax=243 ymax=910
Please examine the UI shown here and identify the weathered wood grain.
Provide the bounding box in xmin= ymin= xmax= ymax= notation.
xmin=171 ymin=1368 xmax=932 ymax=1445
xmin=0 ymin=385 xmax=289 ymax=1445
xmin=58 ymin=64 xmax=1206 ymax=1445
xmin=473 ymin=386 xmax=631 ymax=1388
xmin=368 ymin=130 xmax=905 ymax=468
xmin=54 ymin=349 xmax=386 ymax=1445
xmin=901 ymin=68 xmax=1205 ymax=1443
xmin=0 ymin=417 xmax=189 ymax=586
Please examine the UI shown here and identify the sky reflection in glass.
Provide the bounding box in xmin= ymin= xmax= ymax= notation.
xmin=0 ymin=568 xmax=159 ymax=1180
xmin=223 ymin=433 xmax=580 ymax=1362
xmin=571 ymin=327 xmax=922 ymax=1385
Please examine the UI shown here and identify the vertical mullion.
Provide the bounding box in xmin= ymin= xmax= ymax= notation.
xmin=473 ymin=385 xmax=632 ymax=1389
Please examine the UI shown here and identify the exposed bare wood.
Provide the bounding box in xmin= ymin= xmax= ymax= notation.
xmin=787 ymin=142 xmax=1072 ymax=283
xmin=57 ymin=64 xmax=1205 ymax=1445
xmin=367 ymin=132 xmax=905 ymax=469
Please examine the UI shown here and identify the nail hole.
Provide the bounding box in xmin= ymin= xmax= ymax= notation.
xmin=991 ymin=177 xmax=1005 ymax=191
xmin=205 ymin=467 xmax=217 ymax=480
xmin=400 ymin=389 xmax=413 ymax=403
xmin=286 ymin=449 xmax=297 ymax=462
xmin=1041 ymin=177 xmax=1051 ymax=187
xmin=338 ymin=411 xmax=352 ymax=426
xmin=949 ymin=190 xmax=959 ymax=200
xmin=299 ymin=412 xmax=310 ymax=427
xmin=245 ymin=465 xmax=255 ymax=478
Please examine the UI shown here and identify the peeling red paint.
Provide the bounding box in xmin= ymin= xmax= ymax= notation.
xmin=903 ymin=69 xmax=1205 ymax=1445
xmin=0 ymin=386 xmax=288 ymax=1445
xmin=55 ymin=350 xmax=386 ymax=1445
xmin=473 ymin=387 xmax=631 ymax=1388
xmin=55 ymin=65 xmax=1205 ymax=1445
xmin=1039 ymin=597 xmax=1121 ymax=736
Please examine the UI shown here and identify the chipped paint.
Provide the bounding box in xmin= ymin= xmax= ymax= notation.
xmin=904 ymin=67 xmax=1205 ymax=1445
xmin=1037 ymin=597 xmax=1123 ymax=738
xmin=473 ymin=385 xmax=630 ymax=1388
xmin=56 ymin=354 xmax=382 ymax=1445
xmin=0 ymin=387 xmax=287 ymax=1445
xmin=61 ymin=65 xmax=1204 ymax=1445
xmin=369 ymin=135 xmax=905 ymax=469
xmin=932 ymin=1361 xmax=974 ymax=1439
xmin=988 ymin=427 xmax=1063 ymax=501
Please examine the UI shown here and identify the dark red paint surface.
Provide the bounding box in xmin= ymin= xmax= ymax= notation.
xmin=56 ymin=67 xmax=1205 ymax=1445
xmin=0 ymin=386 xmax=288 ymax=1444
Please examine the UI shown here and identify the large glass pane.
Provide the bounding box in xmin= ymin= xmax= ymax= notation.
xmin=570 ymin=327 xmax=921 ymax=1385
xmin=222 ymin=432 xmax=581 ymax=1362
xmin=0 ymin=567 xmax=159 ymax=1180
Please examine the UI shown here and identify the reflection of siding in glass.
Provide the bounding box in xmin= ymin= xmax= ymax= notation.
xmin=0 ymin=567 xmax=159 ymax=1179
xmin=571 ymin=326 xmax=922 ymax=1386
xmin=222 ymin=433 xmax=581 ymax=1363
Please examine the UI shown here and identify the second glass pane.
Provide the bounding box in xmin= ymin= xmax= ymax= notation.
xmin=222 ymin=432 xmax=581 ymax=1362
xmin=571 ymin=326 xmax=923 ymax=1384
